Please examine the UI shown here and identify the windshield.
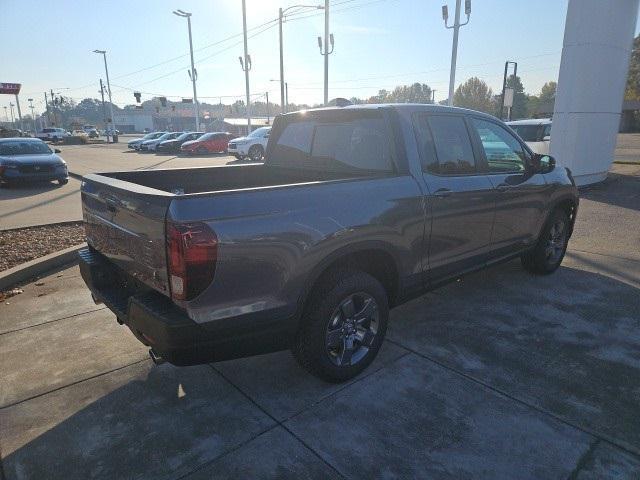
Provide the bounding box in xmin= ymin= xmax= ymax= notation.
xmin=0 ymin=141 xmax=52 ymax=156
xmin=248 ymin=127 xmax=270 ymax=138
xmin=509 ymin=124 xmax=544 ymax=142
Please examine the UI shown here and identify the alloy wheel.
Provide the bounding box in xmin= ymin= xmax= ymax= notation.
xmin=325 ymin=292 xmax=379 ymax=366
xmin=545 ymin=219 xmax=566 ymax=265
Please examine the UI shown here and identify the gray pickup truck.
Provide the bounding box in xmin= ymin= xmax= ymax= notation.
xmin=79 ymin=104 xmax=578 ymax=382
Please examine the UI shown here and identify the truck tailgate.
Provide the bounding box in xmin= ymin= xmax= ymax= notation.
xmin=81 ymin=173 xmax=173 ymax=296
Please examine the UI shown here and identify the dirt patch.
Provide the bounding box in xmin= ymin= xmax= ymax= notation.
xmin=0 ymin=222 xmax=85 ymax=272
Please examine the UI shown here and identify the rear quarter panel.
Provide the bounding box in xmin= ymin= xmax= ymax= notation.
xmin=169 ymin=175 xmax=425 ymax=325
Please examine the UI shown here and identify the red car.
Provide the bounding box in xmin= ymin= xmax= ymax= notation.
xmin=180 ymin=132 xmax=236 ymax=155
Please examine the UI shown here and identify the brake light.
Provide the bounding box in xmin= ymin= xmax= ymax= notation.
xmin=167 ymin=221 xmax=218 ymax=301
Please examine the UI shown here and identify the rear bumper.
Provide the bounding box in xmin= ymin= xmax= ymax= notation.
xmin=78 ymin=247 xmax=297 ymax=366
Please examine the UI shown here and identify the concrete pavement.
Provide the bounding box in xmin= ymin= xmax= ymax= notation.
xmin=0 ymin=156 xmax=639 ymax=478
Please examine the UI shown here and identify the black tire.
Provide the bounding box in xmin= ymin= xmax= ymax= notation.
xmin=233 ymin=154 xmax=241 ymax=160
xmin=248 ymin=145 xmax=264 ymax=162
xmin=57 ymin=178 xmax=69 ymax=186
xmin=521 ymin=208 xmax=570 ymax=275
xmin=292 ymin=268 xmax=389 ymax=383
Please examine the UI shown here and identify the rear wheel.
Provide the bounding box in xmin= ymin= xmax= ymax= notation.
xmin=521 ymin=209 xmax=570 ymax=274
xmin=248 ymin=145 xmax=264 ymax=162
xmin=292 ymin=268 xmax=388 ymax=383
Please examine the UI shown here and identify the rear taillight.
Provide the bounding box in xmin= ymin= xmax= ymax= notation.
xmin=167 ymin=221 xmax=218 ymax=301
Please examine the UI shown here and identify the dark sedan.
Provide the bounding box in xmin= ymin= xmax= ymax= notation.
xmin=156 ymin=131 xmax=205 ymax=153
xmin=0 ymin=138 xmax=69 ymax=186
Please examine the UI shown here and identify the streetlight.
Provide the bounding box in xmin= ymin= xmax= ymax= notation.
xmin=93 ymin=49 xmax=116 ymax=142
xmin=278 ymin=4 xmax=324 ymax=113
xmin=28 ymin=98 xmax=37 ymax=133
xmin=317 ymin=0 xmax=334 ymax=106
xmin=442 ymin=0 xmax=471 ymax=106
xmin=173 ymin=9 xmax=200 ymax=131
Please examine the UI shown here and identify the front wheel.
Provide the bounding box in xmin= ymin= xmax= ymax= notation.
xmin=292 ymin=269 xmax=388 ymax=383
xmin=521 ymin=209 xmax=570 ymax=274
xmin=248 ymin=145 xmax=264 ymax=162
xmin=57 ymin=178 xmax=69 ymax=186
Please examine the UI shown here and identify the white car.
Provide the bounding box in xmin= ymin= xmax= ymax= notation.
xmin=506 ymin=119 xmax=552 ymax=155
xmin=227 ymin=126 xmax=271 ymax=161
xmin=36 ymin=128 xmax=70 ymax=142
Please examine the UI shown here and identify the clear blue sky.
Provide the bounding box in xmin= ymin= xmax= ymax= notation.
xmin=0 ymin=0 xmax=601 ymax=116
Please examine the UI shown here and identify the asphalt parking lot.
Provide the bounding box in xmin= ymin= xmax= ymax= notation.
xmin=0 ymin=159 xmax=639 ymax=477
xmin=0 ymin=141 xmax=240 ymax=229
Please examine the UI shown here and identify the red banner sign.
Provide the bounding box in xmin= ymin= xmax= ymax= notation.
xmin=0 ymin=83 xmax=22 ymax=95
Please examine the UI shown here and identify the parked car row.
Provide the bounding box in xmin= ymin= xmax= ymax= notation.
xmin=126 ymin=130 xmax=245 ymax=157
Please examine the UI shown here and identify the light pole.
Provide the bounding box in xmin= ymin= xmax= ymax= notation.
xmin=442 ymin=0 xmax=471 ymax=106
xmin=93 ymin=49 xmax=116 ymax=142
xmin=279 ymin=4 xmax=324 ymax=113
xmin=317 ymin=0 xmax=334 ymax=106
xmin=28 ymin=98 xmax=37 ymax=133
xmin=173 ymin=9 xmax=200 ymax=131
xmin=3 ymin=106 xmax=8 ymax=123
xmin=240 ymin=0 xmax=252 ymax=133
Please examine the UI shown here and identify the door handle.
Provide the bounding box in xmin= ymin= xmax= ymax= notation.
xmin=433 ymin=188 xmax=453 ymax=198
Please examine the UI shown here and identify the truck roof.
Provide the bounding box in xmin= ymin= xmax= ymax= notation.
xmin=282 ymin=103 xmax=501 ymax=121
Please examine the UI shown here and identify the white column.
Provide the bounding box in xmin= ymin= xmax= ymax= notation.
xmin=550 ymin=0 xmax=639 ymax=185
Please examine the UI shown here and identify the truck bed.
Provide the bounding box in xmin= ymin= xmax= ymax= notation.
xmin=97 ymin=163 xmax=360 ymax=195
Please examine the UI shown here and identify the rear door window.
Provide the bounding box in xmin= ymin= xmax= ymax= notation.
xmin=271 ymin=113 xmax=394 ymax=173
xmin=424 ymin=115 xmax=476 ymax=175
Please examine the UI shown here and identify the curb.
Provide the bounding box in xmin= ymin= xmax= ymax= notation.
xmin=0 ymin=243 xmax=86 ymax=291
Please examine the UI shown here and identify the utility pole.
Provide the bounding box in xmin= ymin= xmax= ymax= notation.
xmin=266 ymin=92 xmax=270 ymax=124
xmin=93 ymin=50 xmax=116 ymax=142
xmin=28 ymin=98 xmax=36 ymax=133
xmin=173 ymin=10 xmax=200 ymax=131
xmin=99 ymin=79 xmax=108 ymax=130
xmin=286 ymin=82 xmax=289 ymax=112
xmin=44 ymin=92 xmax=50 ymax=127
xmin=279 ymin=4 xmax=324 ymax=113
xmin=317 ymin=0 xmax=334 ymax=106
xmin=442 ymin=0 xmax=471 ymax=106
xmin=9 ymin=103 xmax=15 ymax=127
xmin=3 ymin=106 xmax=8 ymax=123
xmin=240 ymin=0 xmax=252 ymax=133
xmin=431 ymin=89 xmax=436 ymax=103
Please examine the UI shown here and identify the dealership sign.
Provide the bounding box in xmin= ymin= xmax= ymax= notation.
xmin=0 ymin=83 xmax=21 ymax=95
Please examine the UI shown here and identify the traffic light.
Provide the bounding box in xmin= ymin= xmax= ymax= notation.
xmin=134 ymin=92 xmax=142 ymax=103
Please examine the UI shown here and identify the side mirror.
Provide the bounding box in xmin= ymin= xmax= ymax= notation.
xmin=54 ymin=148 xmax=62 ymax=153
xmin=530 ymin=153 xmax=555 ymax=174
xmin=542 ymin=135 xmax=551 ymax=142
